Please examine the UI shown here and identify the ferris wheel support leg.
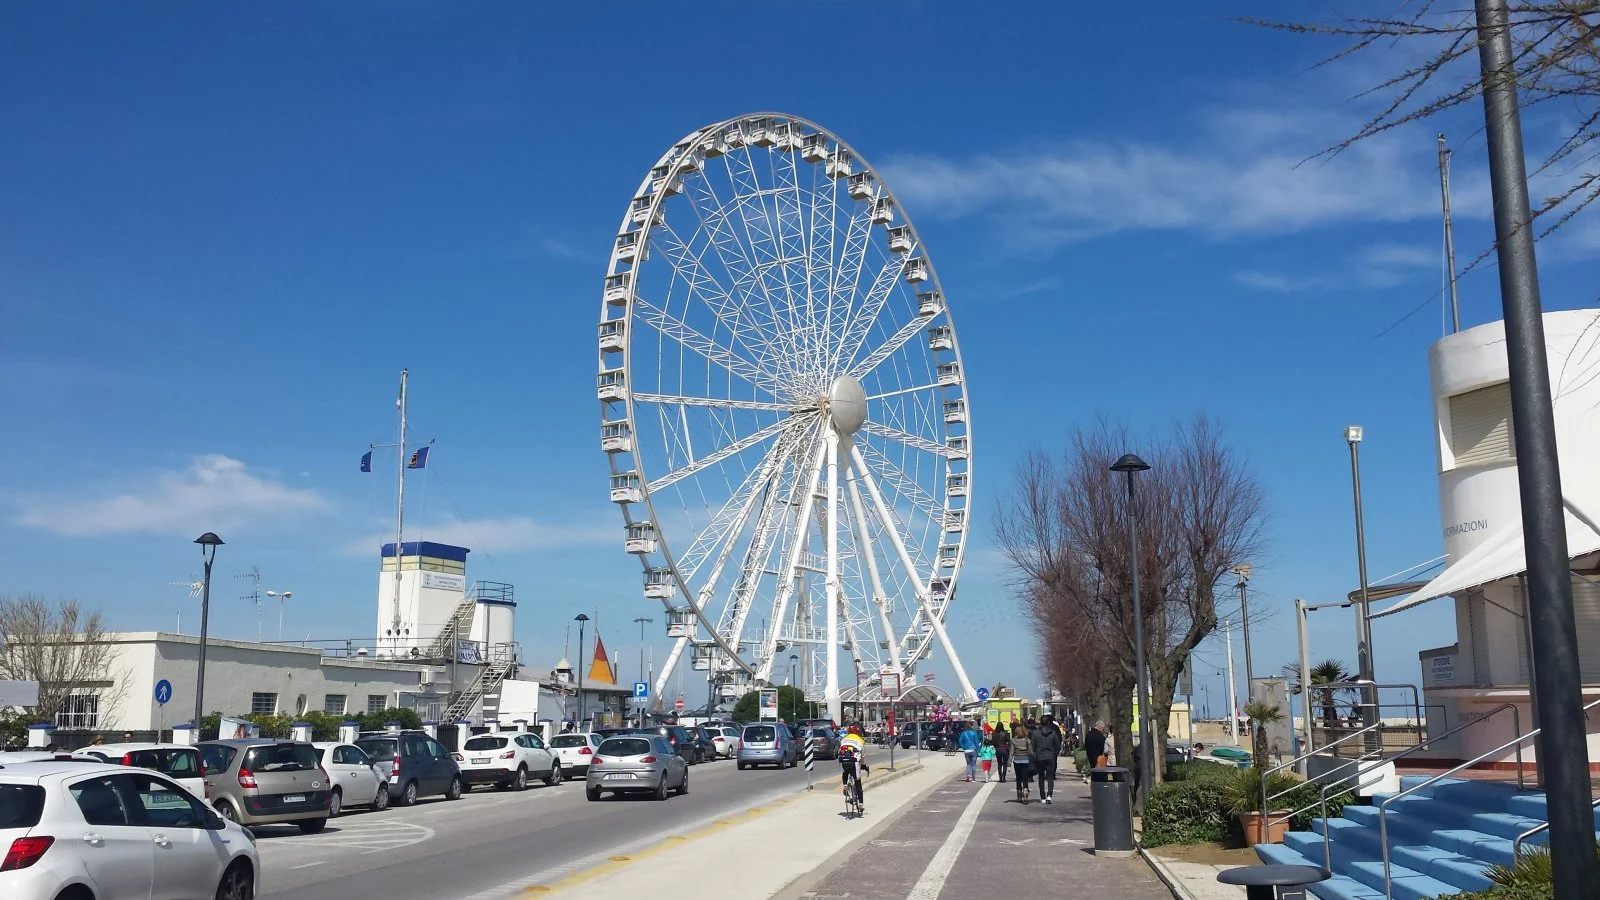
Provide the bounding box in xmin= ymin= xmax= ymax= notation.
xmin=845 ymin=451 xmax=902 ymax=673
xmin=825 ymin=427 xmax=842 ymax=727
xmin=655 ymin=635 xmax=688 ymax=703
xmin=755 ymin=435 xmax=829 ymax=684
xmin=851 ymin=445 xmax=978 ymax=705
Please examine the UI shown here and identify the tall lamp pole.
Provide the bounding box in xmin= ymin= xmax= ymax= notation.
xmin=633 ymin=617 xmax=653 ymax=726
xmin=1231 ymin=564 xmax=1254 ymax=690
xmin=574 ymin=614 xmax=590 ymax=728
xmin=1475 ymin=1 xmax=1598 ymax=893
xmin=1345 ymin=427 xmax=1378 ymax=738
xmin=1110 ymin=453 xmax=1153 ymax=803
xmin=192 ymin=533 xmax=224 ymax=730
xmin=788 ymin=654 xmax=798 ymax=721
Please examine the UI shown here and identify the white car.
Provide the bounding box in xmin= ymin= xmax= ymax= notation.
xmin=451 ymin=732 xmax=562 ymax=791
xmin=547 ymin=733 xmax=601 ymax=775
xmin=72 ymin=744 xmax=208 ymax=803
xmin=312 ymin=742 xmax=391 ymax=816
xmin=0 ymin=759 xmax=258 ymax=900
xmin=710 ymin=726 xmax=742 ymax=759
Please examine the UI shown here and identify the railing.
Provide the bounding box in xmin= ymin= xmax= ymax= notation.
xmin=1321 ymin=702 xmax=1521 ymax=875
xmin=1514 ymin=797 xmax=1600 ymax=861
xmin=1263 ymin=720 xmax=1389 ymax=830
xmin=1377 ymin=699 xmax=1599 ymax=900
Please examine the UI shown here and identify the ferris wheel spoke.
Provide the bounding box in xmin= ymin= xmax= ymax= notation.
xmin=845 ymin=463 xmax=902 ymax=672
xmin=848 ymin=310 xmax=938 ymax=380
xmin=633 ymin=296 xmax=778 ymax=391
xmin=722 ymin=150 xmax=806 ymax=369
xmin=652 ymin=220 xmax=779 ymax=370
xmin=754 ymin=432 xmax=829 ymax=684
xmin=647 ymin=416 xmax=793 ymax=493
xmin=832 ymin=255 xmax=909 ymax=373
xmin=857 ymin=442 xmax=943 ymax=527
xmin=631 ymin=393 xmax=791 ymax=412
xmin=672 ymin=431 xmax=790 ymax=581
xmin=860 ymin=420 xmax=958 ymax=459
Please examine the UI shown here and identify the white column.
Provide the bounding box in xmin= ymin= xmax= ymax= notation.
xmin=846 ymin=459 xmax=902 ymax=671
xmin=825 ymin=427 xmax=842 ymax=725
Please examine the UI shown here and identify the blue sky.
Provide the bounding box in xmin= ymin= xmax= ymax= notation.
xmin=3 ymin=3 xmax=1596 ymax=711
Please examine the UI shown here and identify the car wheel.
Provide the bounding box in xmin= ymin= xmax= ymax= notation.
xmin=399 ymin=780 xmax=418 ymax=807
xmin=372 ymin=784 xmax=390 ymax=811
xmin=676 ymin=770 xmax=689 ymax=796
xmin=214 ymin=860 xmax=255 ymax=900
xmin=586 ymin=785 xmax=602 ymax=801
xmin=445 ymin=776 xmax=463 ymax=801
xmin=296 ymin=817 xmax=327 ymax=834
xmin=328 ymin=788 xmax=343 ymax=818
xmin=737 ymin=762 xmax=746 ymax=771
xmin=654 ymin=775 xmax=669 ymax=801
xmin=214 ymin=800 xmax=238 ymax=822
xmin=513 ymin=766 xmax=528 ymax=791
xmin=544 ymin=762 xmax=562 ymax=786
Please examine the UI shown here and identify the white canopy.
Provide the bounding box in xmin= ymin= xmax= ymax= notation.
xmin=1373 ymin=496 xmax=1600 ymax=619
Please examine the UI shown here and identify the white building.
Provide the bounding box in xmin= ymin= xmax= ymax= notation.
xmin=1375 ymin=309 xmax=1600 ymax=773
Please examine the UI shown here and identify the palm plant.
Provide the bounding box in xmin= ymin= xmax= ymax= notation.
xmin=1242 ymin=699 xmax=1285 ymax=769
xmin=1282 ymin=659 xmax=1352 ymax=728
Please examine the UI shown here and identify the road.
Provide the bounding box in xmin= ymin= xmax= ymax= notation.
xmin=258 ymin=757 xmax=812 ymax=898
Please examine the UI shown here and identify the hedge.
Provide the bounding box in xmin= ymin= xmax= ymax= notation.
xmin=1141 ymin=762 xmax=1352 ymax=848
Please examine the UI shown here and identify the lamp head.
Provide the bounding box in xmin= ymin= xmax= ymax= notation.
xmin=1109 ymin=453 xmax=1150 ymax=473
xmin=574 ymin=613 xmax=590 ymax=623
xmin=1345 ymin=425 xmax=1364 ymax=443
xmin=194 ymin=532 xmax=224 ymax=547
xmin=1230 ymin=563 xmax=1252 ymax=581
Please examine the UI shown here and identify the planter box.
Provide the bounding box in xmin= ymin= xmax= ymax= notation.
xmin=1238 ymin=810 xmax=1291 ymax=845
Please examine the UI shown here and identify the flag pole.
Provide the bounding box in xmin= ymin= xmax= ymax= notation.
xmin=392 ymin=369 xmax=408 ymax=654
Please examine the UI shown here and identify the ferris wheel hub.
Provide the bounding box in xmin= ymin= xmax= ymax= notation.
xmin=827 ymin=374 xmax=868 ymax=435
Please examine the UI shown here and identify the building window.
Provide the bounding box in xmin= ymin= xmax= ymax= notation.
xmin=367 ymin=694 xmax=387 ymax=714
xmin=323 ymin=694 xmax=347 ymax=715
xmin=250 ymin=692 xmax=278 ymax=715
xmin=57 ymin=693 xmax=99 ymax=730
xmin=1449 ymin=382 xmax=1515 ymax=468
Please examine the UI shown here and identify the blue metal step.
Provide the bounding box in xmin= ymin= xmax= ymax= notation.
xmin=1256 ymin=842 xmax=1384 ymax=900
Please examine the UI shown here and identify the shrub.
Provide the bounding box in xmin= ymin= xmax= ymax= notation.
xmin=1074 ymin=750 xmax=1090 ymax=776
xmin=1166 ymin=761 xmax=1235 ymax=785
xmin=1438 ymin=886 xmax=1552 ymax=900
xmin=1142 ymin=778 xmax=1233 ymax=847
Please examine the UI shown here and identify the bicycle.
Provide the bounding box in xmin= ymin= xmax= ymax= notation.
xmin=840 ymin=757 xmax=865 ymax=816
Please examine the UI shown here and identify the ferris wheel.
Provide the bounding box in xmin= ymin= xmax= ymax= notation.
xmin=596 ymin=113 xmax=976 ymax=722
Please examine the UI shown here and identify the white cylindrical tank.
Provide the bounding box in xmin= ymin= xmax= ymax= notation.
xmin=469 ymin=597 xmax=517 ymax=655
xmin=1431 ymin=309 xmax=1600 ymax=560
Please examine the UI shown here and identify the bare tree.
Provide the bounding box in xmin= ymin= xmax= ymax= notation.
xmin=996 ymin=417 xmax=1266 ymax=786
xmin=0 ymin=594 xmax=125 ymax=729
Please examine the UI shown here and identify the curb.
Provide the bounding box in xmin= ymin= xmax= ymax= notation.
xmin=1141 ymin=848 xmax=1204 ymax=900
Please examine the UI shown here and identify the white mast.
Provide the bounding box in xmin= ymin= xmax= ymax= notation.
xmin=1225 ymin=617 xmax=1239 ymax=744
xmin=1438 ymin=133 xmax=1462 ymax=334
xmin=392 ymin=369 xmax=408 ymax=651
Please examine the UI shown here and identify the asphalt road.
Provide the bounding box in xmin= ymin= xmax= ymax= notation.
xmin=256 ymin=756 xmax=812 ymax=898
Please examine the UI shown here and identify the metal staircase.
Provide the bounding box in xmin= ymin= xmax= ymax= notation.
xmin=442 ymin=660 xmax=514 ymax=723
xmin=429 ymin=597 xmax=478 ymax=660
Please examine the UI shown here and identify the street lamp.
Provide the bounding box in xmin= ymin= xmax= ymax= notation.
xmin=632 ymin=617 xmax=653 ymax=727
xmin=1345 ymin=426 xmax=1378 ymax=737
xmin=1231 ymin=564 xmax=1254 ymax=688
xmin=1110 ymin=453 xmax=1153 ymax=803
xmin=574 ymin=614 xmax=590 ymax=728
xmin=265 ymin=590 xmax=292 ymax=642
xmin=192 ymin=533 xmax=224 ymax=731
xmin=788 ymin=654 xmax=798 ymax=721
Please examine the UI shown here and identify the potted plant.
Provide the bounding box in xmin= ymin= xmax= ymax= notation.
xmin=1226 ymin=767 xmax=1297 ymax=845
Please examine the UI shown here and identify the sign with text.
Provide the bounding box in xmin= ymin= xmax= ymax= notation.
xmin=758 ymin=688 xmax=779 ymax=720
xmin=456 ymin=640 xmax=482 ymax=665
xmin=421 ymin=571 xmax=467 ymax=592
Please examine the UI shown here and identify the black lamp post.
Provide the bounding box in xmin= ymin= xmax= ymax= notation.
xmin=574 ymin=614 xmax=590 ymax=728
xmin=1110 ymin=453 xmax=1152 ymax=804
xmin=788 ymin=654 xmax=798 ymax=721
xmin=192 ymin=533 xmax=224 ymax=731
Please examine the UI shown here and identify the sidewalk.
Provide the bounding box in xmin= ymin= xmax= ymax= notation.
xmin=531 ymin=756 xmax=959 ymax=900
xmin=1142 ymin=851 xmax=1249 ymax=900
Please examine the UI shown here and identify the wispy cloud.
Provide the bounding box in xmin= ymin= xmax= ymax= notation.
xmin=1233 ymin=242 xmax=1440 ymax=294
xmin=13 ymin=455 xmax=330 ymax=537
xmin=1233 ymin=270 xmax=1318 ymax=293
xmin=346 ymin=514 xmax=615 ymax=557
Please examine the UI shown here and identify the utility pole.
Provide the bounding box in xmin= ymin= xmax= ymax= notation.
xmin=1232 ymin=564 xmax=1254 ymax=688
xmin=1346 ymin=426 xmax=1378 ymax=745
xmin=1438 ymin=133 xmax=1462 ymax=333
xmin=1225 ymin=617 xmax=1239 ymax=745
xmin=1475 ymin=2 xmax=1598 ymax=894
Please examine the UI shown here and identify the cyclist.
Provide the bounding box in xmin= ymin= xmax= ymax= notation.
xmin=839 ymin=724 xmax=869 ymax=811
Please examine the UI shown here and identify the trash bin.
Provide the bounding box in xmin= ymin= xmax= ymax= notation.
xmin=1090 ymin=766 xmax=1135 ymax=858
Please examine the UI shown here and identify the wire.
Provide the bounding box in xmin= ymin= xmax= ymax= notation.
xmin=427 ymin=465 xmax=501 ymax=573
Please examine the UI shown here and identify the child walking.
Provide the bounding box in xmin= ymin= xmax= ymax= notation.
xmin=977 ymin=740 xmax=996 ymax=782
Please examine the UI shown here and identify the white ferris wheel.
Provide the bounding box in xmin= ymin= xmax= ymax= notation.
xmin=597 ymin=113 xmax=976 ymax=722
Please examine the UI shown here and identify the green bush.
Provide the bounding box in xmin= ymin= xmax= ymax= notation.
xmin=1165 ymin=761 xmax=1235 ymax=784
xmin=1438 ymin=886 xmax=1552 ymax=900
xmin=1142 ymin=778 xmax=1233 ymax=847
xmin=1276 ymin=777 xmax=1352 ymax=830
xmin=1074 ymin=750 xmax=1090 ymax=776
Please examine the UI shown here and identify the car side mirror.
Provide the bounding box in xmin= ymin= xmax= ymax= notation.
xmin=203 ymin=810 xmax=227 ymax=830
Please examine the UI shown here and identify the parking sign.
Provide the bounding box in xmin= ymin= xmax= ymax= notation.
xmin=633 ymin=681 xmax=649 ymax=699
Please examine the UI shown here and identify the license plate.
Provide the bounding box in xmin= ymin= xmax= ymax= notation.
xmin=282 ymin=794 xmax=306 ymax=804
xmin=604 ymin=773 xmax=634 ymax=780
xmin=472 ymin=758 xmax=489 ymax=764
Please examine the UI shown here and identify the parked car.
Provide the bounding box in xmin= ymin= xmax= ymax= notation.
xmin=585 ymin=735 xmax=688 ymax=801
xmin=736 ymin=722 xmax=797 ymax=769
xmin=73 ymin=743 xmax=207 ymax=802
xmin=802 ymin=726 xmax=840 ymax=760
xmin=353 ymin=731 xmax=463 ymax=806
xmin=630 ymin=726 xmax=700 ymax=763
xmin=685 ymin=727 xmax=717 ymax=763
xmin=897 ymin=722 xmax=948 ymax=751
xmin=312 ymin=742 xmax=390 ymax=815
xmin=549 ymin=732 xmax=601 ymax=775
xmin=198 ymin=738 xmax=331 ymax=832
xmin=709 ymin=726 xmax=741 ymax=759
xmin=452 ymin=731 xmax=561 ymax=791
xmin=0 ymin=759 xmax=258 ymax=900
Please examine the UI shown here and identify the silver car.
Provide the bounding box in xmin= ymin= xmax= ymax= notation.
xmin=585 ymin=735 xmax=688 ymax=801
xmin=737 ymin=722 xmax=797 ymax=769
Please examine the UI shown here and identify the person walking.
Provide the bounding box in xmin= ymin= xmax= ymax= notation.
xmin=1010 ymin=722 xmax=1034 ymax=801
xmin=1083 ymin=719 xmax=1109 ymax=778
xmin=990 ymin=720 xmax=1012 ymax=783
xmin=957 ymin=720 xmax=982 ymax=782
xmin=978 ymin=738 xmax=996 ymax=782
xmin=1032 ymin=715 xmax=1063 ymax=804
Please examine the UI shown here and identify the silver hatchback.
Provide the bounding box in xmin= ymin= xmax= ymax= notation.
xmin=585 ymin=735 xmax=688 ymax=801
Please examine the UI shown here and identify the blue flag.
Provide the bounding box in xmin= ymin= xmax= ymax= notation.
xmin=407 ymin=446 xmax=429 ymax=469
xmin=360 ymin=451 xmax=372 ymax=473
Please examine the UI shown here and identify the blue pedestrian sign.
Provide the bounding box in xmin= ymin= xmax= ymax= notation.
xmin=975 ymin=687 xmax=990 ymax=702
xmin=633 ymin=681 xmax=649 ymax=700
xmin=154 ymin=679 xmax=173 ymax=705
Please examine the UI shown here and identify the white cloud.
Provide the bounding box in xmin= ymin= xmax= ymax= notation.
xmin=346 ymin=514 xmax=615 ymax=557
xmin=1233 ymin=271 xmax=1309 ymax=293
xmin=14 ymin=455 xmax=330 ymax=537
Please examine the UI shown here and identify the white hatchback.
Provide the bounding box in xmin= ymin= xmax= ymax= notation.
xmin=72 ymin=744 xmax=208 ymax=804
xmin=451 ymin=732 xmax=562 ymax=791
xmin=547 ymin=733 xmax=601 ymax=775
xmin=312 ymin=742 xmax=390 ymax=816
xmin=711 ymin=726 xmax=742 ymax=759
xmin=0 ymin=759 xmax=258 ymax=900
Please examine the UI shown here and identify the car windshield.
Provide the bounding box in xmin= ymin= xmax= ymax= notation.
xmin=0 ymin=785 xmax=45 ymax=828
xmin=463 ymin=737 xmax=507 ymax=751
xmin=242 ymin=743 xmax=320 ymax=772
xmin=550 ymin=735 xmax=589 ymax=748
xmin=124 ymin=749 xmax=200 ymax=778
xmin=198 ymin=744 xmax=235 ymax=773
xmin=743 ymin=725 xmax=776 ymax=742
xmin=355 ymin=738 xmax=397 ymax=760
xmin=598 ymin=738 xmax=652 ymax=757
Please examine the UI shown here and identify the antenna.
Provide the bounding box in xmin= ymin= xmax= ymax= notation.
xmin=168 ymin=573 xmax=203 ymax=634
xmin=265 ymin=590 xmax=293 ymax=642
xmin=236 ymin=566 xmax=263 ymax=641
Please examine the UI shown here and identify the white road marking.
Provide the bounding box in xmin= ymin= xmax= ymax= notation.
xmin=997 ymin=838 xmax=1034 ymax=845
xmin=259 ymin=821 xmax=435 ymax=854
xmin=907 ymin=780 xmax=994 ymax=900
xmin=1051 ymin=838 xmax=1086 ymax=845
xmin=290 ymin=862 xmax=326 ymax=870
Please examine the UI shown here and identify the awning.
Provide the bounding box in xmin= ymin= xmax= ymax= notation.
xmin=1373 ymin=495 xmax=1600 ymax=619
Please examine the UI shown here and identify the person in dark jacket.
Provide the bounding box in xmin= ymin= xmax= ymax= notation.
xmin=1031 ymin=716 xmax=1063 ymax=803
xmin=990 ymin=721 xmax=1012 ymax=782
xmin=1083 ymin=719 xmax=1108 ymax=775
